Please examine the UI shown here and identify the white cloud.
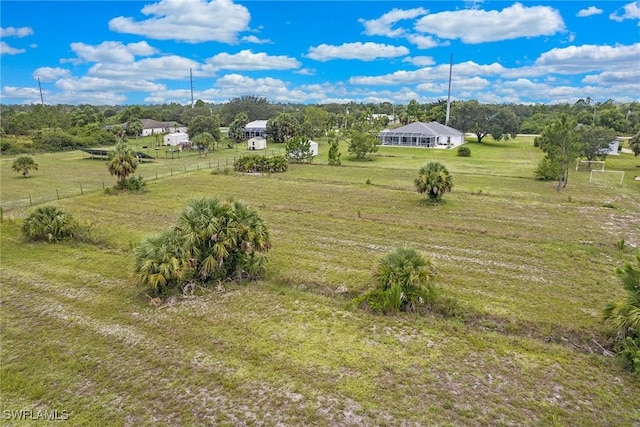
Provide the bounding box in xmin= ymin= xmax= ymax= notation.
xmin=414 ymin=3 xmax=565 ymax=43
xmin=1 ymin=86 xmax=41 ymax=103
xmin=1 ymin=27 xmax=33 ymax=38
xmin=55 ymin=76 xmax=165 ymax=93
xmin=534 ymin=43 xmax=640 ymax=73
xmin=577 ymin=6 xmax=603 ymax=17
xmin=582 ymin=69 xmax=640 ymax=85
xmin=66 ymin=41 xmax=159 ymax=64
xmin=295 ymin=68 xmax=316 ymax=76
xmin=306 ymin=42 xmax=409 ymax=62
xmin=33 ymin=67 xmax=71 ymax=82
xmin=610 ymin=1 xmax=640 ymax=23
xmin=201 ymin=50 xmax=300 ymax=73
xmin=405 ymin=34 xmax=442 ymax=49
xmin=0 ymin=41 xmax=25 ymax=55
xmin=109 ymin=0 xmax=251 ymax=43
xmin=359 ymin=7 xmax=427 ymax=37
xmin=349 ymin=61 xmax=504 ymax=86
xmin=88 ymin=55 xmax=201 ymax=80
xmin=403 ymin=56 xmax=435 ymax=67
xmin=240 ymin=35 xmax=272 ymax=44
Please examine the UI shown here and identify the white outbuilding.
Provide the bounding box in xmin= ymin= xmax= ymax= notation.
xmin=308 ymin=140 xmax=319 ymax=156
xmin=164 ymin=132 xmax=189 ymax=146
xmin=248 ymin=136 xmax=267 ymax=150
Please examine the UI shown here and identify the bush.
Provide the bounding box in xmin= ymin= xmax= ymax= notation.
xmin=534 ymin=156 xmax=562 ymax=181
xmin=134 ymin=198 xmax=271 ymax=295
xmin=357 ymin=247 xmax=436 ymax=313
xmin=21 ymin=206 xmax=81 ymax=242
xmin=415 ymin=162 xmax=453 ymax=201
xmin=234 ymin=154 xmax=288 ymax=173
xmin=457 ymin=146 xmax=471 ymax=157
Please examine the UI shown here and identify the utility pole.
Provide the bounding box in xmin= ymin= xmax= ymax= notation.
xmin=190 ymin=68 xmax=194 ymax=109
xmin=445 ymin=53 xmax=453 ymax=126
xmin=37 ymin=78 xmax=44 ymax=105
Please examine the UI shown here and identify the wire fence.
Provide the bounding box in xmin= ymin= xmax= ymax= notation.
xmin=1 ymin=148 xmax=286 ymax=213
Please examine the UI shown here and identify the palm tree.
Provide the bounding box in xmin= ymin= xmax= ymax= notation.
xmin=134 ymin=229 xmax=187 ymax=293
xmin=107 ymin=142 xmax=138 ymax=188
xmin=12 ymin=155 xmax=38 ymax=178
xmin=414 ymin=162 xmax=453 ymax=201
xmin=603 ymin=253 xmax=640 ymax=338
xmin=21 ymin=206 xmax=77 ymax=242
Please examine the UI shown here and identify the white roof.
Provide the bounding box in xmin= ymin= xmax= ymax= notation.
xmin=381 ymin=122 xmax=463 ymax=137
xmin=245 ymin=120 xmax=268 ymax=129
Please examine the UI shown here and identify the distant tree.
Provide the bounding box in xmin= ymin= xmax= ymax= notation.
xmin=303 ymin=106 xmax=330 ymax=138
xmin=267 ymin=113 xmax=299 ymax=143
xmin=597 ymin=106 xmax=627 ymax=133
xmin=328 ymin=139 xmax=341 ymax=166
xmin=452 ymin=101 xmax=519 ymax=143
xmin=107 ymin=143 xmax=138 ymax=189
xmin=12 ymin=155 xmax=38 ymax=177
xmin=405 ymin=99 xmax=422 ymax=123
xmin=118 ymin=106 xmax=143 ymax=124
xmin=191 ymin=132 xmax=216 ymax=156
xmin=414 ymin=162 xmax=453 ymax=202
xmin=221 ymin=95 xmax=275 ymax=125
xmin=188 ymin=115 xmax=221 ymax=142
xmin=286 ymin=136 xmax=314 ymax=163
xmin=578 ymin=125 xmax=617 ymax=162
xmin=537 ymin=114 xmax=581 ymax=191
xmin=126 ymin=118 xmax=143 ymax=138
xmin=228 ymin=112 xmax=250 ymax=143
xmin=630 ymin=131 xmax=640 ymax=158
xmin=347 ymin=132 xmax=378 ymax=160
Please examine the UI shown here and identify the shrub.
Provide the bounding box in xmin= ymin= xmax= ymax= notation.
xmin=11 ymin=155 xmax=39 ymax=178
xmin=534 ymin=156 xmax=562 ymax=181
xmin=21 ymin=206 xmax=80 ymax=242
xmin=457 ymin=146 xmax=471 ymax=157
xmin=603 ymin=253 xmax=640 ymax=375
xmin=234 ymin=154 xmax=288 ymax=173
xmin=134 ymin=198 xmax=271 ymax=295
xmin=414 ymin=162 xmax=453 ymax=201
xmin=357 ymin=248 xmax=436 ymax=313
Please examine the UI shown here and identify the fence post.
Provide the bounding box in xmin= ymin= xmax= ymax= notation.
xmin=80 ymin=184 xmax=84 ymax=195
xmin=184 ymin=165 xmax=187 ymax=173
xmin=156 ymin=170 xmax=158 ymax=180
xmin=102 ymin=181 xmax=105 ymax=189
xmin=29 ymin=194 xmax=33 ymax=206
xmin=56 ymin=189 xmax=60 ymax=200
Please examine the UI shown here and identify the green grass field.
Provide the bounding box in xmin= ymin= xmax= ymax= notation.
xmin=2 ymin=137 xmax=640 ymax=425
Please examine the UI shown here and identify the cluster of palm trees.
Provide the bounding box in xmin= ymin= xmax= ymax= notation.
xmin=134 ymin=198 xmax=271 ymax=295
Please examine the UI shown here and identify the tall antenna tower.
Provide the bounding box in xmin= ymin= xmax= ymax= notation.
xmin=37 ymin=78 xmax=44 ymax=105
xmin=445 ymin=54 xmax=453 ymax=126
xmin=190 ymin=68 xmax=194 ymax=108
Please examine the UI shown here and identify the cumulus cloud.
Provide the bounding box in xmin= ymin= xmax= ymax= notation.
xmin=55 ymin=76 xmax=166 ymax=93
xmin=1 ymin=26 xmax=33 ymax=37
xmin=359 ymin=7 xmax=427 ymax=37
xmin=406 ymin=34 xmax=442 ymax=49
xmin=403 ymin=56 xmax=435 ymax=67
xmin=577 ymin=6 xmax=603 ymax=17
xmin=610 ymin=1 xmax=640 ymax=23
xmin=201 ymin=50 xmax=300 ymax=73
xmin=306 ymin=42 xmax=409 ymax=62
xmin=414 ymin=3 xmax=565 ymax=43
xmin=66 ymin=41 xmax=159 ymax=64
xmin=0 ymin=41 xmax=25 ymax=55
xmin=33 ymin=67 xmax=71 ymax=82
xmin=534 ymin=43 xmax=640 ymax=73
xmin=109 ymin=0 xmax=251 ymax=43
xmin=88 ymin=55 xmax=200 ymax=80
xmin=240 ymin=35 xmax=272 ymax=44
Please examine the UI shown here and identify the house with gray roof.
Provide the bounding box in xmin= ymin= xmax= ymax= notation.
xmin=378 ymin=122 xmax=464 ymax=148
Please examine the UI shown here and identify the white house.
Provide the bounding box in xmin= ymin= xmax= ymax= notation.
xmin=378 ymin=122 xmax=464 ymax=148
xmin=243 ymin=120 xmax=268 ymax=139
xmin=141 ymin=119 xmax=186 ymax=136
xmin=164 ymin=132 xmax=189 ymax=146
xmin=605 ymin=137 xmax=622 ymax=155
xmin=248 ymin=136 xmax=267 ymax=151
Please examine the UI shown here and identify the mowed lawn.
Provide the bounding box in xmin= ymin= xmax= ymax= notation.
xmin=2 ymin=138 xmax=640 ymax=426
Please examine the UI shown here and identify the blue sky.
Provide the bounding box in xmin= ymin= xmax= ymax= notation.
xmin=1 ymin=0 xmax=639 ymax=106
